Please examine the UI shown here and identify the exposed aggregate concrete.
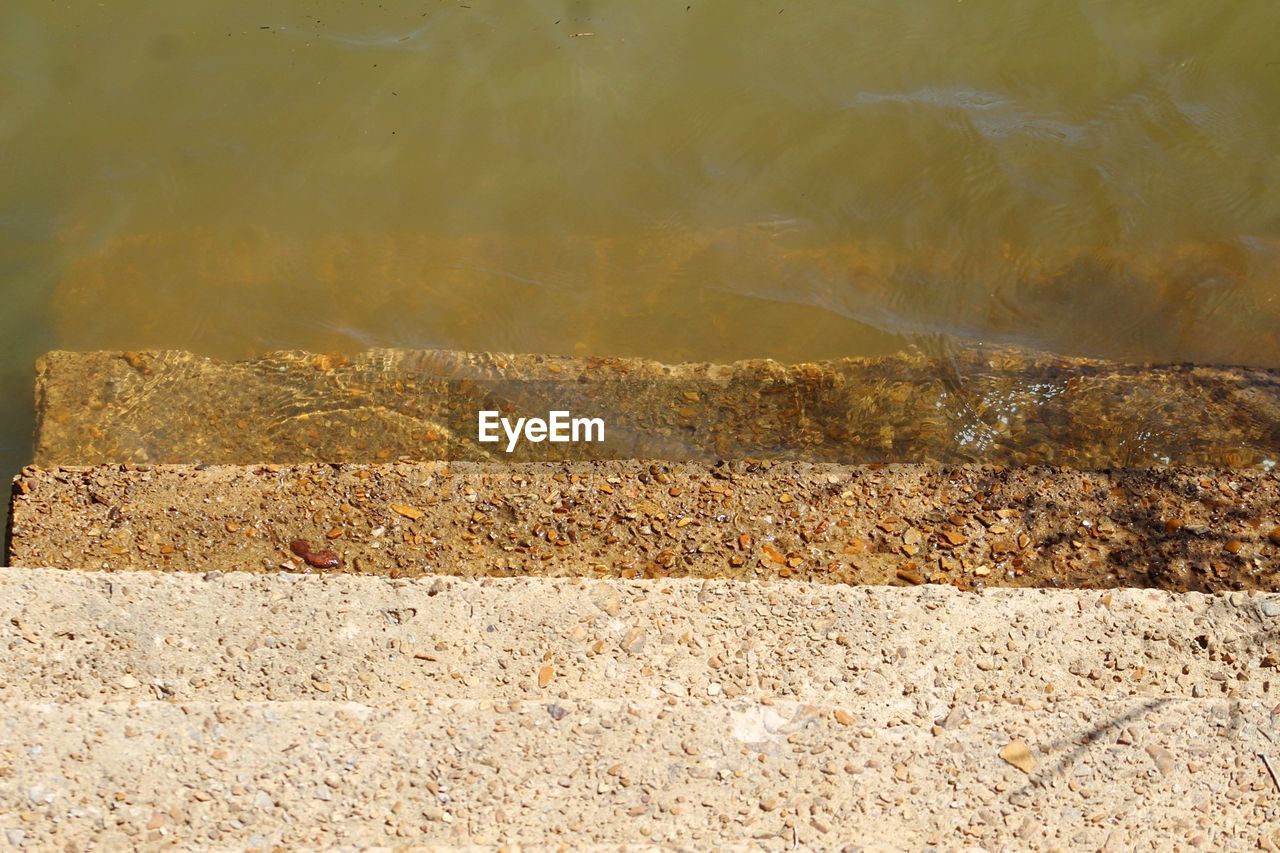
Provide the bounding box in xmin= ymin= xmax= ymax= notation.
xmin=3 ymin=697 xmax=1276 ymax=850
xmin=14 ymin=341 xmax=1280 ymax=848
xmin=11 ymin=461 xmax=1280 ymax=591
xmin=0 ymin=571 xmax=1278 ymax=849
xmin=0 ymin=571 xmax=1276 ymax=706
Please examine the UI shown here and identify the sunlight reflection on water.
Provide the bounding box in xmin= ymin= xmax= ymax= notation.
xmin=2 ymin=0 xmax=1280 ymax=496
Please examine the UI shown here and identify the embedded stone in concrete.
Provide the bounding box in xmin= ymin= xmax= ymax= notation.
xmin=1 ymin=570 xmax=1275 ymax=704
xmin=3 ymin=697 xmax=1274 ymax=848
xmin=3 ymin=568 xmax=1275 ymax=848
xmin=11 ymin=461 xmax=1280 ymax=591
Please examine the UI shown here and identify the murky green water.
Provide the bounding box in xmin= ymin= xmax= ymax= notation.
xmin=4 ymin=1 xmax=1280 ymax=498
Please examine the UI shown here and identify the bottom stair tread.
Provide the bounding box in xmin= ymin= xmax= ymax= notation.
xmin=3 ymin=696 xmax=1276 ymax=849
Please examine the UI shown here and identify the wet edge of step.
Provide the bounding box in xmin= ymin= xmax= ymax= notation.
xmin=32 ymin=347 xmax=1280 ymax=468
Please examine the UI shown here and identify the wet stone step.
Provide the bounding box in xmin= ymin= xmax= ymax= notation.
xmin=5 ymin=696 xmax=1274 ymax=849
xmin=3 ymin=570 xmax=1274 ymax=704
xmin=32 ymin=346 xmax=1280 ymax=468
xmin=10 ymin=461 xmax=1280 ymax=592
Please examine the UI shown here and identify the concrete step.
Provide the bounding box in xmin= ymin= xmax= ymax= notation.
xmin=11 ymin=461 xmax=1280 ymax=591
xmin=2 ymin=571 xmax=1277 ymax=848
xmin=33 ymin=346 xmax=1280 ymax=468
xmin=5 ymin=696 xmax=1277 ymax=849
xmin=1 ymin=571 xmax=1277 ymax=706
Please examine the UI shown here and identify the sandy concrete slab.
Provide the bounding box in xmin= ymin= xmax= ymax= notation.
xmin=0 ymin=570 xmax=1276 ymax=706
xmin=32 ymin=346 xmax=1280 ymax=468
xmin=11 ymin=461 xmax=1280 ymax=591
xmin=2 ymin=697 xmax=1276 ymax=849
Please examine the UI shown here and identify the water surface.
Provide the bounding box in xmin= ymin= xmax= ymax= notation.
xmin=4 ymin=0 xmax=1280 ymax=497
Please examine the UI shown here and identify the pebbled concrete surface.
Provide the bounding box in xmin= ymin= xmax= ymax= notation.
xmin=0 ymin=571 xmax=1277 ymax=849
xmin=2 ymin=697 xmax=1277 ymax=850
xmin=11 ymin=461 xmax=1280 ymax=591
xmin=0 ymin=570 xmax=1277 ymax=705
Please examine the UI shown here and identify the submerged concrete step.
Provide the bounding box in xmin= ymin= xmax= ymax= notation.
xmin=33 ymin=346 xmax=1280 ymax=468
xmin=1 ymin=571 xmax=1276 ymax=705
xmin=55 ymin=230 xmax=1280 ymax=370
xmin=11 ymin=461 xmax=1280 ymax=591
xmin=4 ymin=696 xmax=1276 ymax=849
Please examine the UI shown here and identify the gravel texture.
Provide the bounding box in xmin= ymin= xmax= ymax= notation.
xmin=33 ymin=346 xmax=1280 ymax=468
xmin=0 ymin=570 xmax=1276 ymax=706
xmin=3 ymin=696 xmax=1276 ymax=849
xmin=1 ymin=570 xmax=1278 ymax=849
xmin=11 ymin=461 xmax=1280 ymax=591
xmin=16 ymin=344 xmax=1280 ymax=848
